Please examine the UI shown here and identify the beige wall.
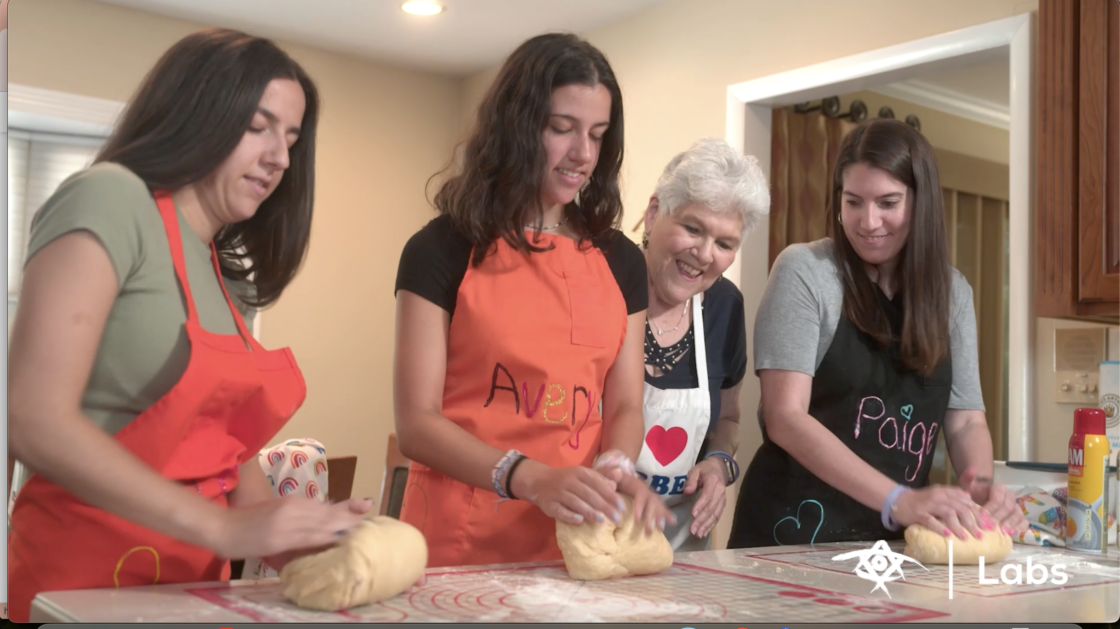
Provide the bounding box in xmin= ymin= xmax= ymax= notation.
xmin=1033 ymin=319 xmax=1120 ymax=462
xmin=10 ymin=0 xmax=462 ymax=504
xmin=839 ymin=90 xmax=1010 ymax=165
xmin=14 ymin=0 xmax=1047 ymax=551
xmin=460 ymin=0 xmax=1037 ymax=550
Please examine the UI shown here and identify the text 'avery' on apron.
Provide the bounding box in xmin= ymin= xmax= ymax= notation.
xmin=398 ymin=232 xmax=629 ymax=568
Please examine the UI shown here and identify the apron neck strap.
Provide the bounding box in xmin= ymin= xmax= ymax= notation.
xmin=152 ymin=190 xmax=261 ymax=349
xmin=153 ymin=190 xmax=200 ymax=324
xmin=692 ymin=293 xmax=709 ymax=389
xmin=207 ymin=245 xmax=260 ymax=348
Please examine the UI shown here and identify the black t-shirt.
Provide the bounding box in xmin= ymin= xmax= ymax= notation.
xmin=394 ymin=214 xmax=648 ymax=316
xmin=644 ymin=276 xmax=748 ymax=438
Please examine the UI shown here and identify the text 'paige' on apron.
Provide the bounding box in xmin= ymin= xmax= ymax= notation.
xmin=730 ymin=294 xmax=952 ymax=549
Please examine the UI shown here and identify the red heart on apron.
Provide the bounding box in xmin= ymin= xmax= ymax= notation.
xmin=644 ymin=426 xmax=688 ymax=466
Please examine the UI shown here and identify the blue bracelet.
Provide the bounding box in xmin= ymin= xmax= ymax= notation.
xmin=881 ymin=484 xmax=909 ymax=531
xmin=703 ymin=450 xmax=740 ymax=485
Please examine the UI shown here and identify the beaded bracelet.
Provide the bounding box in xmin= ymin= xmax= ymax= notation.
xmin=492 ymin=449 xmax=524 ymax=500
xmin=593 ymin=449 xmax=637 ymax=477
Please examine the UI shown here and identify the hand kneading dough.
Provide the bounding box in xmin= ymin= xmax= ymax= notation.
xmin=903 ymin=524 xmax=1012 ymax=565
xmin=555 ymin=497 xmax=673 ymax=580
xmin=279 ymin=515 xmax=428 ymax=611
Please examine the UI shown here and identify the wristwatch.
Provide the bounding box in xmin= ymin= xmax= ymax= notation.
xmin=703 ymin=450 xmax=739 ymax=486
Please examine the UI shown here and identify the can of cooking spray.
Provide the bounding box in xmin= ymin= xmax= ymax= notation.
xmin=1067 ymin=407 xmax=1111 ymax=553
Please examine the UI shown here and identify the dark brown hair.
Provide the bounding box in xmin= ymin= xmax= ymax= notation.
xmin=434 ymin=33 xmax=625 ymax=265
xmin=95 ymin=28 xmax=319 ymax=308
xmin=826 ymin=118 xmax=951 ymax=375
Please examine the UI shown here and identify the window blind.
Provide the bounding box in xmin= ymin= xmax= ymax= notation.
xmin=7 ymin=129 xmax=105 ymax=297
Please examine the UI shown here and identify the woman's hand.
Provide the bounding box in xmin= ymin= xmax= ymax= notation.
xmin=512 ymin=461 xmax=623 ymax=525
xmin=262 ymin=497 xmax=375 ymax=571
xmin=206 ymin=497 xmax=368 ymax=562
xmin=603 ymin=468 xmax=676 ymax=534
xmin=682 ymin=457 xmax=727 ymax=538
xmin=957 ymin=466 xmax=1029 ymax=536
xmin=981 ymin=483 xmax=1030 ymax=536
xmin=890 ymin=485 xmax=993 ymax=541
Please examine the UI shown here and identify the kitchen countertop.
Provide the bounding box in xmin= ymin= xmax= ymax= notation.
xmin=29 ymin=541 xmax=1120 ymax=624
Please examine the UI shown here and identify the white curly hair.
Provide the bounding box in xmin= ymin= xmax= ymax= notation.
xmin=652 ymin=137 xmax=770 ymax=237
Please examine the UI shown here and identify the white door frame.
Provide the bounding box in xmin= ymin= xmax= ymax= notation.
xmin=723 ymin=14 xmax=1035 ymax=460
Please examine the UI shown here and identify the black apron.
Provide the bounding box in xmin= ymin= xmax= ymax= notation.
xmin=728 ymin=289 xmax=952 ymax=548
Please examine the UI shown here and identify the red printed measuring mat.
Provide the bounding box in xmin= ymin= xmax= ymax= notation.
xmin=745 ymin=542 xmax=1120 ymax=598
xmin=186 ymin=563 xmax=946 ymax=622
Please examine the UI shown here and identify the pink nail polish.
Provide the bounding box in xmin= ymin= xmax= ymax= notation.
xmin=943 ymin=527 xmax=952 ymax=536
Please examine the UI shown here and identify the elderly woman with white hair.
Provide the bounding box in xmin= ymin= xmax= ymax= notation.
xmin=634 ymin=137 xmax=769 ymax=551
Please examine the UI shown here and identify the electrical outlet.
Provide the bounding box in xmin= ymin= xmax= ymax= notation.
xmin=1055 ymin=370 xmax=1100 ymax=404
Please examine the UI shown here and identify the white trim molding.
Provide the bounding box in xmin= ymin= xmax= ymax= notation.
xmin=8 ymin=83 xmax=125 ymax=136
xmin=872 ymin=79 xmax=1010 ymax=130
xmin=726 ymin=13 xmax=1035 ymax=460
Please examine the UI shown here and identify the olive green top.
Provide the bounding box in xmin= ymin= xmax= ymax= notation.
xmin=25 ymin=162 xmax=256 ymax=435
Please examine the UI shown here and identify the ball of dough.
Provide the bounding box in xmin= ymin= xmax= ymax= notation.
xmin=555 ymin=496 xmax=673 ymax=580
xmin=903 ymin=524 xmax=1012 ymax=565
xmin=279 ymin=515 xmax=428 ymax=611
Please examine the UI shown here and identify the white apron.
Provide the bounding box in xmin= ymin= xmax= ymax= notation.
xmin=636 ymin=296 xmax=711 ymax=552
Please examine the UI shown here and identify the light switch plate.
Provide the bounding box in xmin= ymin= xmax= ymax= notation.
xmin=1055 ymin=370 xmax=1100 ymax=404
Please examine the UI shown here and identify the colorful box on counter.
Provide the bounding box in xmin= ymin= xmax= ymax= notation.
xmin=1101 ymin=361 xmax=1119 ymax=464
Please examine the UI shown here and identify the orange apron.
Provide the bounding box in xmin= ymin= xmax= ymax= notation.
xmin=400 ymin=232 xmax=629 ymax=568
xmin=8 ymin=190 xmax=307 ymax=622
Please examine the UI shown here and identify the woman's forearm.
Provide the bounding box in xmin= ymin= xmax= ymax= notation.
xmin=600 ymin=407 xmax=644 ymax=462
xmin=768 ymin=408 xmax=899 ymax=512
xmin=599 ymin=311 xmax=648 ymax=464
xmin=10 ymin=410 xmax=226 ymax=549
xmin=944 ymin=409 xmax=995 ymax=502
xmin=396 ymin=410 xmax=509 ymax=491
xmin=706 ymin=416 xmax=740 ymax=456
xmin=228 ymin=458 xmax=276 ymax=508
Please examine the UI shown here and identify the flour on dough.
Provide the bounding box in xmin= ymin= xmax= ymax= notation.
xmin=280 ymin=515 xmax=428 ymax=611
xmin=555 ymin=496 xmax=673 ymax=580
xmin=903 ymin=524 xmax=1012 ymax=565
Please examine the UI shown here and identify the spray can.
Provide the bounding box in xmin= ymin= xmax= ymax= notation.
xmin=1067 ymin=407 xmax=1110 ymax=553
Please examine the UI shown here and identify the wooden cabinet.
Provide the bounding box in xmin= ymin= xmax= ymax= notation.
xmin=1036 ymin=0 xmax=1120 ymax=322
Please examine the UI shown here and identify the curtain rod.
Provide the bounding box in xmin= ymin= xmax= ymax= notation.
xmin=792 ymin=96 xmax=922 ymax=132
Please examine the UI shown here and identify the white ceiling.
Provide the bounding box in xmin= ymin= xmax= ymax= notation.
xmin=91 ymin=0 xmax=671 ymax=76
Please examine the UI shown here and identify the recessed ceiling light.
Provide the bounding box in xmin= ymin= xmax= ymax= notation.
xmin=401 ymin=1 xmax=443 ymax=16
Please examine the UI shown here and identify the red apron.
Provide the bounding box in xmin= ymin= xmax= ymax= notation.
xmin=8 ymin=190 xmax=307 ymax=622
xmin=399 ymin=232 xmax=629 ymax=568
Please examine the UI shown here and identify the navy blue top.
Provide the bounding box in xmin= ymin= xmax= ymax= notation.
xmin=644 ymin=276 xmax=748 ymax=449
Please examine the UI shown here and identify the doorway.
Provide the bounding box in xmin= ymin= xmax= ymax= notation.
xmin=712 ymin=14 xmax=1033 ymax=549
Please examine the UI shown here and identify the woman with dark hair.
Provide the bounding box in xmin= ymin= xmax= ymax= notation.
xmin=728 ymin=119 xmax=1028 ymax=549
xmin=394 ymin=32 xmax=672 ymax=568
xmin=7 ymin=28 xmax=370 ymax=621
